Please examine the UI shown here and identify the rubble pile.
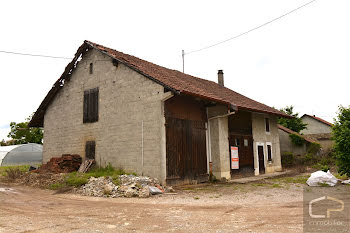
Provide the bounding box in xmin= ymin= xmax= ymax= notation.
xmin=34 ymin=154 xmax=82 ymax=174
xmin=19 ymin=172 xmax=65 ymax=188
xmin=79 ymin=174 xmax=173 ymax=198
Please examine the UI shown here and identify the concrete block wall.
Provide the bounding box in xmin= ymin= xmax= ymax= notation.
xmin=252 ymin=113 xmax=282 ymax=175
xmin=43 ymin=49 xmax=170 ymax=182
xmin=207 ymin=105 xmax=231 ymax=180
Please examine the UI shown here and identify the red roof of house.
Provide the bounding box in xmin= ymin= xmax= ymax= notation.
xmin=302 ymin=114 xmax=333 ymax=127
xmin=29 ymin=40 xmax=290 ymax=127
xmin=277 ymin=124 xmax=316 ymax=143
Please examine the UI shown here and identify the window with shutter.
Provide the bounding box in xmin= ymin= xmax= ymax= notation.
xmin=85 ymin=141 xmax=96 ymax=159
xmin=83 ymin=87 xmax=99 ymax=123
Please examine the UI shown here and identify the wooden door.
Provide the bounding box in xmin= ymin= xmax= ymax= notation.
xmin=166 ymin=117 xmax=207 ymax=183
xmin=257 ymin=145 xmax=265 ymax=173
xmin=229 ymin=134 xmax=254 ymax=168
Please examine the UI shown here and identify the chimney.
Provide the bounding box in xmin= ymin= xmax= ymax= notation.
xmin=218 ymin=70 xmax=224 ymax=86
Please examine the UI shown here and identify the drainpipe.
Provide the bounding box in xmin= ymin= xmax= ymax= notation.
xmin=208 ymin=111 xmax=236 ymax=121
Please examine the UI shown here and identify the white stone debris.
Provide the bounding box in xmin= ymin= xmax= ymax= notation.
xmin=78 ymin=174 xmax=171 ymax=198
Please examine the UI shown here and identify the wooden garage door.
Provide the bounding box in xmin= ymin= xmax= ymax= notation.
xmin=166 ymin=117 xmax=207 ymax=183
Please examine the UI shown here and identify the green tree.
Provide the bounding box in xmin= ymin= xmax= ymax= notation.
xmin=332 ymin=106 xmax=350 ymax=176
xmin=278 ymin=106 xmax=307 ymax=133
xmin=6 ymin=114 xmax=43 ymax=145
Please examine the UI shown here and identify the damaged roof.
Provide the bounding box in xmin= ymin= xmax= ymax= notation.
xmin=29 ymin=40 xmax=290 ymax=127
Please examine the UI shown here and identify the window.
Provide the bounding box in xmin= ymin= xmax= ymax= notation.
xmin=89 ymin=63 xmax=93 ymax=74
xmin=83 ymin=87 xmax=99 ymax=123
xmin=267 ymin=144 xmax=272 ymax=161
xmin=85 ymin=141 xmax=96 ymax=159
xmin=244 ymin=139 xmax=248 ymax=147
xmin=265 ymin=118 xmax=270 ymax=132
xmin=235 ymin=138 xmax=240 ymax=146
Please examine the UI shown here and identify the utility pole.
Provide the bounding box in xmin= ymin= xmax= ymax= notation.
xmin=182 ymin=50 xmax=185 ymax=73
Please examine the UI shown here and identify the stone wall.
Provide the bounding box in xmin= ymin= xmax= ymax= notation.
xmin=43 ymin=49 xmax=171 ymax=182
xmin=252 ymin=113 xmax=282 ymax=175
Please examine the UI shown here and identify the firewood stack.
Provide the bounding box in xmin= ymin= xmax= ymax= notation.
xmin=34 ymin=154 xmax=82 ymax=173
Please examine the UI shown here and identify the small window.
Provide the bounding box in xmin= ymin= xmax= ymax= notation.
xmin=89 ymin=63 xmax=93 ymax=74
xmin=265 ymin=118 xmax=270 ymax=132
xmin=267 ymin=144 xmax=272 ymax=161
xmin=244 ymin=139 xmax=248 ymax=147
xmin=85 ymin=141 xmax=96 ymax=159
xmin=235 ymin=138 xmax=240 ymax=146
xmin=83 ymin=87 xmax=99 ymax=123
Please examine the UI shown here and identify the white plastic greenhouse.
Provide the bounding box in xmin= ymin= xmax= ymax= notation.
xmin=0 ymin=143 xmax=42 ymax=166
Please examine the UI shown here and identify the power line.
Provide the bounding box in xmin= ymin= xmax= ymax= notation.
xmin=185 ymin=0 xmax=317 ymax=55
xmin=0 ymin=50 xmax=72 ymax=60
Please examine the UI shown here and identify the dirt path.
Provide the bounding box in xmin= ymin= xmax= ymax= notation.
xmin=0 ymin=182 xmax=304 ymax=233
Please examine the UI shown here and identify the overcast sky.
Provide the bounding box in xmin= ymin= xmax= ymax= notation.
xmin=0 ymin=0 xmax=349 ymax=140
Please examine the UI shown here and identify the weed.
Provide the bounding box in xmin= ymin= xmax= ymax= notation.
xmin=0 ymin=165 xmax=29 ymax=177
xmin=4 ymin=167 xmax=24 ymax=180
xmin=272 ymin=183 xmax=281 ymax=188
xmin=193 ymin=196 xmax=200 ymax=200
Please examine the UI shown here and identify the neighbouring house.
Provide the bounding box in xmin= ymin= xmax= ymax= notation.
xmin=278 ymin=124 xmax=316 ymax=156
xmin=0 ymin=143 xmax=42 ymax=166
xmin=29 ymin=40 xmax=290 ymax=185
xmin=300 ymin=114 xmax=334 ymax=150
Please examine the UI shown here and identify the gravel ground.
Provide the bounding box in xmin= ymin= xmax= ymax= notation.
xmin=0 ymin=177 xmax=312 ymax=233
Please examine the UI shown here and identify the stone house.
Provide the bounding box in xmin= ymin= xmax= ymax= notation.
xmin=300 ymin=114 xmax=334 ymax=150
xmin=29 ymin=40 xmax=290 ymax=185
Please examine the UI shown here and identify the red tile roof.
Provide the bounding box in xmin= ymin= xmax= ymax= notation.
xmin=277 ymin=124 xmax=316 ymax=143
xmin=29 ymin=40 xmax=290 ymax=127
xmin=302 ymin=114 xmax=333 ymax=127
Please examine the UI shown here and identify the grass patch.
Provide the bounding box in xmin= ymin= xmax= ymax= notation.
xmin=0 ymin=165 xmax=30 ymax=177
xmin=319 ymin=183 xmax=330 ymax=187
xmin=48 ymin=163 xmax=131 ymax=189
xmin=334 ymin=173 xmax=348 ymax=180
xmin=49 ymin=182 xmax=66 ymax=190
xmin=272 ymin=175 xmax=309 ymax=184
xmin=251 ymin=183 xmax=268 ymax=187
xmin=272 ymin=183 xmax=282 ymax=188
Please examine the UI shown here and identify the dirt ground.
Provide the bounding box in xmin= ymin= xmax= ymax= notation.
xmin=0 ymin=176 xmax=307 ymax=233
xmin=1 ymin=175 xmax=348 ymax=233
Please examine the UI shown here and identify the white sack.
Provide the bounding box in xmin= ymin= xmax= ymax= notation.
xmin=341 ymin=179 xmax=350 ymax=184
xmin=306 ymin=170 xmax=338 ymax=187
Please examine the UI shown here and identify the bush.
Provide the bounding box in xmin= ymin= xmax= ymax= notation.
xmin=332 ymin=106 xmax=350 ymax=176
xmin=307 ymin=142 xmax=321 ymax=155
xmin=281 ymin=152 xmax=294 ymax=167
xmin=4 ymin=167 xmax=24 ymax=180
xmin=289 ymin=134 xmax=305 ymax=147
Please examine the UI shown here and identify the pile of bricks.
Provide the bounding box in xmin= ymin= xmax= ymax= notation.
xmin=34 ymin=154 xmax=82 ymax=174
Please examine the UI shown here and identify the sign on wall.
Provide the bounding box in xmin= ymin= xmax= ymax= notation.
xmin=231 ymin=146 xmax=239 ymax=169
